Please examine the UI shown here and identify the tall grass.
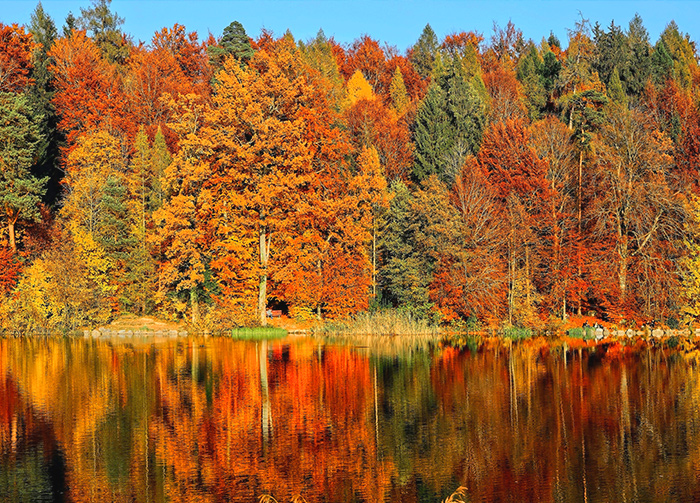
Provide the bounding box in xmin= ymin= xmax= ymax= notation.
xmin=230 ymin=327 xmax=288 ymax=340
xmin=319 ymin=309 xmax=440 ymax=336
xmin=502 ymin=326 xmax=533 ymax=340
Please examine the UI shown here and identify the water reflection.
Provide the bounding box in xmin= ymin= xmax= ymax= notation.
xmin=2 ymin=337 xmax=700 ymax=502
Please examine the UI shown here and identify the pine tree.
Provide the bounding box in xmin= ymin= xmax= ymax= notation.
xmin=62 ymin=12 xmax=77 ymax=38
xmin=78 ymin=0 xmax=129 ymax=64
xmin=150 ymin=126 xmax=171 ymax=211
xmin=380 ymin=179 xmax=436 ymax=317
xmin=0 ymin=92 xmax=46 ymax=252
xmin=444 ymin=60 xmax=486 ymax=157
xmin=413 ymin=58 xmax=486 ymax=184
xmin=97 ymin=174 xmax=138 ymax=309
xmin=516 ymin=44 xmax=546 ymax=119
xmin=208 ymin=20 xmax=254 ymax=70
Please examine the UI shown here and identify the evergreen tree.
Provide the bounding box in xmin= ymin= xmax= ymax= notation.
xmin=97 ymin=174 xmax=135 ymax=266
xmin=517 ymin=44 xmax=547 ymax=120
xmin=97 ymin=174 xmax=138 ymax=309
xmin=651 ymin=40 xmax=674 ymax=85
xmin=607 ymin=67 xmax=628 ymax=106
xmin=593 ymin=21 xmax=628 ymax=88
xmin=413 ymin=58 xmax=486 ymax=183
xmin=625 ymin=14 xmax=652 ymax=97
xmin=541 ymin=47 xmax=561 ymax=97
xmin=410 ymin=24 xmax=439 ymax=79
xmin=445 ymin=60 xmax=486 ymax=154
xmin=62 ymin=11 xmax=77 ymax=37
xmin=78 ymin=0 xmax=129 ymax=64
xmin=208 ymin=20 xmax=254 ymax=70
xmin=127 ymin=128 xmax=157 ymax=313
xmin=28 ymin=2 xmax=62 ymax=206
xmin=0 ymin=92 xmax=46 ymax=252
xmin=412 ymin=82 xmax=451 ymax=181
xmin=380 ymin=180 xmax=436 ymax=317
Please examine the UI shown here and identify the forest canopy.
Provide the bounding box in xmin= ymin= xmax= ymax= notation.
xmin=2 ymin=0 xmax=700 ymax=331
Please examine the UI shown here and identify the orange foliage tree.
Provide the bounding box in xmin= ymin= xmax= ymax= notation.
xmin=202 ymin=40 xmax=319 ymax=324
xmin=0 ymin=23 xmax=36 ymax=93
xmin=153 ymin=94 xmax=213 ymax=324
xmin=479 ymin=119 xmax=551 ymax=325
xmin=49 ymin=30 xmax=131 ymax=149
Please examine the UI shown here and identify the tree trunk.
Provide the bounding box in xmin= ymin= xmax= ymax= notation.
xmin=619 ymin=236 xmax=628 ymax=298
xmin=372 ymin=217 xmax=377 ymax=301
xmin=190 ymin=289 xmax=199 ymax=325
xmin=258 ymin=226 xmax=269 ymax=326
xmin=8 ymin=221 xmax=16 ymax=253
xmin=577 ymin=149 xmax=583 ymax=316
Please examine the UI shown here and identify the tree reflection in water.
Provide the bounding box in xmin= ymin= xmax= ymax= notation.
xmin=2 ymin=336 xmax=700 ymax=502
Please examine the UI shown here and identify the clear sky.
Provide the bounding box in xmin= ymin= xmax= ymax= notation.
xmin=1 ymin=0 xmax=699 ymax=51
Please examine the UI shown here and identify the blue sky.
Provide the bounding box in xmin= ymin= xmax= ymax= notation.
xmin=1 ymin=0 xmax=699 ymax=51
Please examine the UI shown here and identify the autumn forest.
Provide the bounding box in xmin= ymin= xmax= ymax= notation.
xmin=2 ymin=0 xmax=700 ymax=331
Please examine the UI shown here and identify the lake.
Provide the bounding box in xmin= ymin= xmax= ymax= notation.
xmin=2 ymin=335 xmax=700 ymax=502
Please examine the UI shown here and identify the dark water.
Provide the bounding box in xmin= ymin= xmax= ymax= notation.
xmin=2 ymin=336 xmax=700 ymax=502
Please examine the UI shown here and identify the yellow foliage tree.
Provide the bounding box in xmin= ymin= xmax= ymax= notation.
xmin=153 ymin=94 xmax=213 ymax=324
xmin=681 ymin=195 xmax=700 ymax=324
xmin=347 ymin=69 xmax=375 ymax=105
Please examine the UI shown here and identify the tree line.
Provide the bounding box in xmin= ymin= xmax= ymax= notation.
xmin=2 ymin=0 xmax=700 ymax=330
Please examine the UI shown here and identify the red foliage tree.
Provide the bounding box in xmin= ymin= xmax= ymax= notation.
xmin=0 ymin=247 xmax=20 ymax=294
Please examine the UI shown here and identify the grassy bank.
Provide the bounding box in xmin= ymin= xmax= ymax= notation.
xmin=230 ymin=327 xmax=288 ymax=340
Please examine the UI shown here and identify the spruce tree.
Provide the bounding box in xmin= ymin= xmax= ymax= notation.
xmin=444 ymin=60 xmax=486 ymax=158
xmin=607 ymin=68 xmax=628 ymax=106
xmin=517 ymin=45 xmax=547 ymax=120
xmin=412 ymin=82 xmax=452 ymax=181
xmin=150 ymin=126 xmax=171 ymax=211
xmin=29 ymin=2 xmax=62 ymax=206
xmin=625 ymin=14 xmax=652 ymax=97
xmin=97 ymin=174 xmax=138 ymax=309
xmin=0 ymin=92 xmax=46 ymax=252
xmin=411 ymin=24 xmax=439 ymax=79
xmin=380 ymin=180 xmax=435 ymax=317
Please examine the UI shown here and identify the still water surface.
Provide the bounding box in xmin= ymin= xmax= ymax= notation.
xmin=2 ymin=336 xmax=700 ymax=502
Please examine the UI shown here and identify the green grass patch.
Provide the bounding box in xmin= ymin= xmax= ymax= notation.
xmin=567 ymin=327 xmax=595 ymax=340
xmin=502 ymin=326 xmax=533 ymax=340
xmin=230 ymin=327 xmax=288 ymax=340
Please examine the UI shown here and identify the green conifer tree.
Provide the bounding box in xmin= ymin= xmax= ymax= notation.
xmin=29 ymin=2 xmax=62 ymax=206
xmin=411 ymin=24 xmax=439 ymax=79
xmin=208 ymin=21 xmax=254 ymax=70
xmin=0 ymin=92 xmax=46 ymax=252
xmin=413 ymin=82 xmax=452 ymax=181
